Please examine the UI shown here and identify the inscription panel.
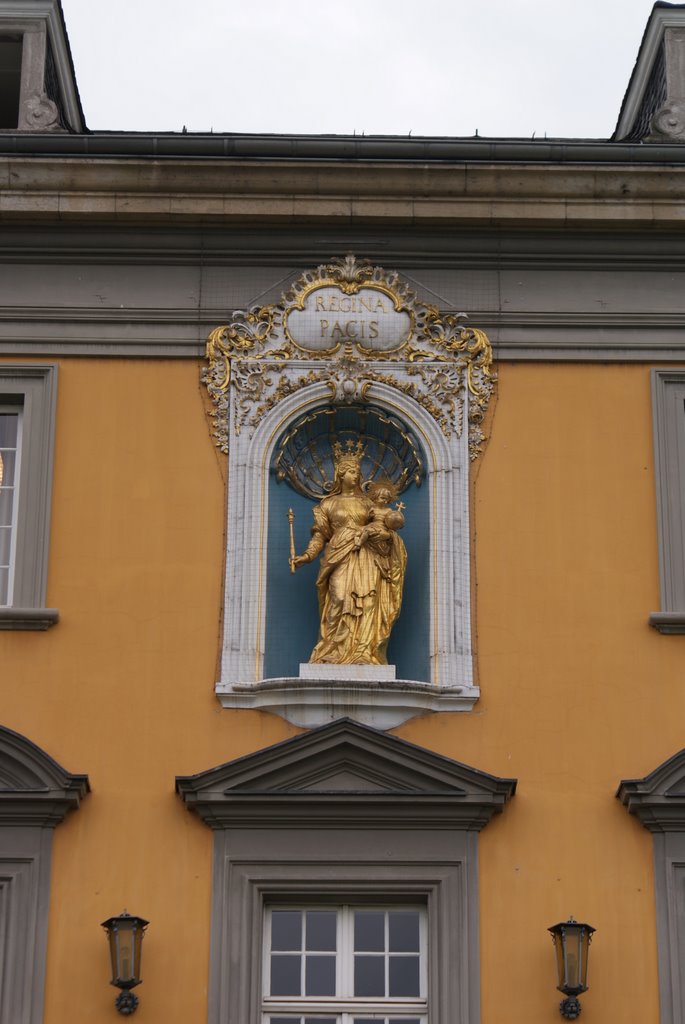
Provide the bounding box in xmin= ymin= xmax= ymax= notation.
xmin=285 ymin=285 xmax=412 ymax=352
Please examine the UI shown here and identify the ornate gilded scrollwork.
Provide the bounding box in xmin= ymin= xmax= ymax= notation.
xmin=202 ymin=256 xmax=495 ymax=459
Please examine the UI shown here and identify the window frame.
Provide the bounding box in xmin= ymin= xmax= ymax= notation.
xmin=650 ymin=369 xmax=685 ymax=633
xmin=176 ymin=719 xmax=516 ymax=1024
xmin=619 ymin=749 xmax=685 ymax=1024
xmin=216 ymin=850 xmax=466 ymax=1024
xmin=262 ymin=903 xmax=428 ymax=1021
xmin=0 ymin=725 xmax=89 ymax=1024
xmin=0 ymin=365 xmax=58 ymax=629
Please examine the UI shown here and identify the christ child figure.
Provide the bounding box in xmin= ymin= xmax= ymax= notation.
xmin=354 ymin=478 xmax=405 ymax=550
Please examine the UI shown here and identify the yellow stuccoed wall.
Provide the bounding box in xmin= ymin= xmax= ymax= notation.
xmin=1 ymin=356 xmax=680 ymax=1022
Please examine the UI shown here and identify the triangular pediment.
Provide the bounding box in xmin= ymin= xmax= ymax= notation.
xmin=176 ymin=719 xmax=515 ymax=830
xmin=619 ymin=748 xmax=685 ymax=830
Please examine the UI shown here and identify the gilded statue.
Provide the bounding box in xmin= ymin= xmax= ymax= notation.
xmin=290 ymin=440 xmax=407 ymax=666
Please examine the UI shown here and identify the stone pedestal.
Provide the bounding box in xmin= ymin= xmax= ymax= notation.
xmin=299 ymin=663 xmax=396 ymax=682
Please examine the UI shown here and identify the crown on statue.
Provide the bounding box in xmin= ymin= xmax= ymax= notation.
xmin=332 ymin=437 xmax=366 ymax=469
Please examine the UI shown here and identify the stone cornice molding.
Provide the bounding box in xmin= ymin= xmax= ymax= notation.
xmin=176 ymin=718 xmax=516 ymax=831
xmin=0 ymin=724 xmax=89 ymax=826
xmin=3 ymin=158 xmax=685 ymax=229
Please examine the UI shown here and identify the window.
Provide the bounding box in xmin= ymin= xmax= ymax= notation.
xmin=0 ymin=725 xmax=89 ymax=1024
xmin=0 ymin=35 xmax=22 ymax=129
xmin=650 ymin=369 xmax=685 ymax=633
xmin=176 ymin=718 xmax=516 ymax=1024
xmin=619 ymin=749 xmax=685 ymax=1024
xmin=0 ymin=407 xmax=20 ymax=604
xmin=264 ymin=906 xmax=427 ymax=1023
xmin=0 ymin=366 xmax=58 ymax=629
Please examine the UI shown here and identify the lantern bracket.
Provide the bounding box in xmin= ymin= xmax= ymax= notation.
xmin=115 ymin=991 xmax=139 ymax=1016
xmin=560 ymin=995 xmax=582 ymax=1019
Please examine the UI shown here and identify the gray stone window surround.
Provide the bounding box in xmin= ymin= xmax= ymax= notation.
xmin=619 ymin=750 xmax=685 ymax=1024
xmin=0 ymin=364 xmax=58 ymax=630
xmin=0 ymin=724 xmax=89 ymax=1024
xmin=649 ymin=369 xmax=685 ymax=634
xmin=176 ymin=718 xmax=516 ymax=1024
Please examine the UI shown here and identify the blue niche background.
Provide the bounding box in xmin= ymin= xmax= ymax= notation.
xmin=263 ymin=406 xmax=430 ymax=681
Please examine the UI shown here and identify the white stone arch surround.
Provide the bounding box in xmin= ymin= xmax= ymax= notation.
xmin=216 ymin=374 xmax=478 ymax=728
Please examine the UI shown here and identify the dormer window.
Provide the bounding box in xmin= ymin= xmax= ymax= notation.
xmin=0 ymin=0 xmax=84 ymax=133
xmin=0 ymin=35 xmax=22 ymax=129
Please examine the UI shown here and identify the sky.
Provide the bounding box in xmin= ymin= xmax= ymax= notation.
xmin=60 ymin=0 xmax=659 ymax=139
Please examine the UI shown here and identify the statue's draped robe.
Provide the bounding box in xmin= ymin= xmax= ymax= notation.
xmin=304 ymin=493 xmax=407 ymax=665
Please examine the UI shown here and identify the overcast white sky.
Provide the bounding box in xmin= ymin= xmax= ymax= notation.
xmin=60 ymin=0 xmax=658 ymax=139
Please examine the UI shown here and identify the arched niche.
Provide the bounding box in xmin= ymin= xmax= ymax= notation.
xmin=263 ymin=402 xmax=430 ymax=683
xmin=216 ymin=378 xmax=476 ymax=729
xmin=205 ymin=256 xmax=495 ymax=729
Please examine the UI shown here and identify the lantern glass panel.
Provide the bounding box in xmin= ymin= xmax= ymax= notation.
xmin=553 ymin=932 xmax=565 ymax=991
xmin=563 ymin=925 xmax=582 ymax=993
xmin=117 ymin=922 xmax=136 ymax=985
xmin=107 ymin=929 xmax=119 ymax=984
xmin=579 ymin=928 xmax=591 ymax=990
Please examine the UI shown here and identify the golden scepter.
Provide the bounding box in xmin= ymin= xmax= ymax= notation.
xmin=287 ymin=508 xmax=296 ymax=574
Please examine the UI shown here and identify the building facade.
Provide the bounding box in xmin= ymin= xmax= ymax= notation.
xmin=3 ymin=2 xmax=685 ymax=1022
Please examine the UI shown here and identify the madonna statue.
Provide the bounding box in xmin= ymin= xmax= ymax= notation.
xmin=291 ymin=440 xmax=407 ymax=666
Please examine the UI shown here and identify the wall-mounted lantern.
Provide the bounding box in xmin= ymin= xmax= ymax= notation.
xmin=548 ymin=917 xmax=595 ymax=1020
xmin=101 ymin=910 xmax=149 ymax=1015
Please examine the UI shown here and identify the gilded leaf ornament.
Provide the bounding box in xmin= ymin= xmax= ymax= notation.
xmin=202 ymin=255 xmax=495 ymax=458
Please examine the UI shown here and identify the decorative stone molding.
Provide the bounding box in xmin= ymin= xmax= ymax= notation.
xmin=203 ymin=255 xmax=495 ymax=461
xmin=176 ymin=717 xmax=517 ymax=829
xmin=203 ymin=257 xmax=495 ymax=727
xmin=22 ymin=92 xmax=60 ymax=131
xmin=177 ymin=720 xmax=516 ymax=1024
xmin=618 ymin=748 xmax=685 ymax=832
xmin=649 ymin=370 xmax=685 ymax=631
xmin=0 ymin=365 xmax=59 ymax=629
xmin=0 ymin=724 xmax=89 ymax=825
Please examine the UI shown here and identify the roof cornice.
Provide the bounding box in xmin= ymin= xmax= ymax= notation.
xmin=3 ymin=132 xmax=685 ymax=163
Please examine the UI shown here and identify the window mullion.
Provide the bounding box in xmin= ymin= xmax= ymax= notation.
xmin=384 ymin=908 xmax=390 ymax=998
xmin=341 ymin=905 xmax=352 ymax=998
xmin=300 ymin=909 xmax=305 ymax=998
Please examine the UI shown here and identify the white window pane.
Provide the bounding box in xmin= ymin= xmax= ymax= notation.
xmin=305 ymin=954 xmax=336 ymax=995
xmin=0 ymin=488 xmax=15 ymax=527
xmin=0 ymin=413 xmax=18 ymax=447
xmin=389 ymin=955 xmax=420 ymax=997
xmin=388 ymin=912 xmax=420 ymax=952
xmin=271 ymin=955 xmax=302 ymax=996
xmin=354 ymin=1019 xmax=423 ymax=1024
xmin=0 ymin=449 xmax=17 ymax=486
xmin=354 ymin=954 xmax=385 ymax=996
xmin=272 ymin=911 xmax=303 ymax=951
xmin=0 ymin=527 xmax=11 ymax=567
xmin=354 ymin=910 xmax=385 ymax=952
xmin=305 ymin=910 xmax=336 ymax=951
xmin=268 ymin=1018 xmax=337 ymax=1024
